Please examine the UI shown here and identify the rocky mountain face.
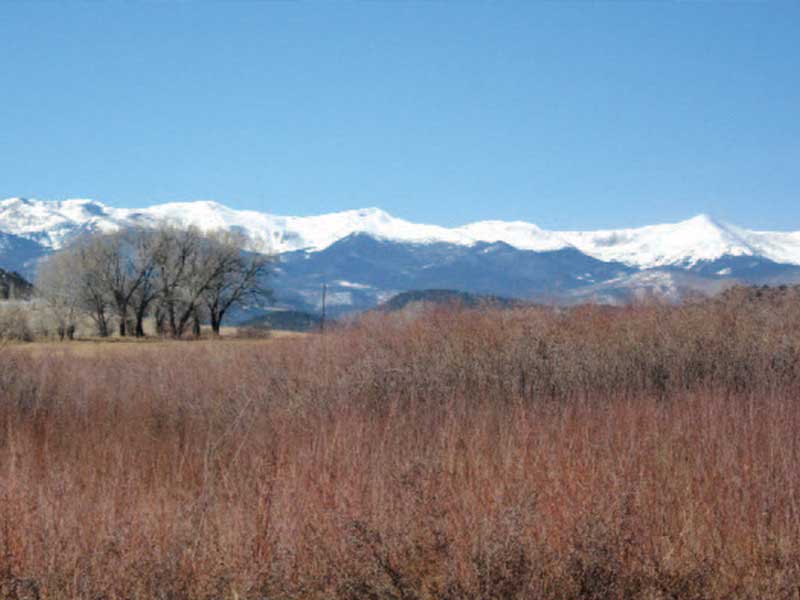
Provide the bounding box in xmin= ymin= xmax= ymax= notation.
xmin=0 ymin=231 xmax=51 ymax=277
xmin=2 ymin=197 xmax=800 ymax=318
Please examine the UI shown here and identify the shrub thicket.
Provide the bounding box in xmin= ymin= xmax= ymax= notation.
xmin=2 ymin=290 xmax=800 ymax=598
xmin=0 ymin=303 xmax=33 ymax=341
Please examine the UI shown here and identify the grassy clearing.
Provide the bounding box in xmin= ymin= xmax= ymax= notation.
xmin=2 ymin=290 xmax=800 ymax=598
xmin=3 ymin=328 xmax=306 ymax=357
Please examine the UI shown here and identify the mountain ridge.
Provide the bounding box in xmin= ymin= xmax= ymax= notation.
xmin=2 ymin=197 xmax=800 ymax=269
xmin=3 ymin=197 xmax=800 ymax=317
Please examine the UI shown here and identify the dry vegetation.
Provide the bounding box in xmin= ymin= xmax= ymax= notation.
xmin=3 ymin=287 xmax=800 ymax=599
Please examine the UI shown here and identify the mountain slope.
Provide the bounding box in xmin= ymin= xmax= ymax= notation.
xmin=378 ymin=289 xmax=524 ymax=312
xmin=560 ymin=215 xmax=757 ymax=268
xmin=2 ymin=197 xmax=800 ymax=316
xmin=3 ymin=197 xmax=800 ymax=269
xmin=0 ymin=231 xmax=50 ymax=279
xmin=270 ymin=234 xmax=634 ymax=315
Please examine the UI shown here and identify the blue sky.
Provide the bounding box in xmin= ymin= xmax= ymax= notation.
xmin=1 ymin=3 xmax=798 ymax=230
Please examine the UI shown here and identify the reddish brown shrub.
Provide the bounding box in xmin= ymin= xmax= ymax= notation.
xmin=2 ymin=293 xmax=800 ymax=598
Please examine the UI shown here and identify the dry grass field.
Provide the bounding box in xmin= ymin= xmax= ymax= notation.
xmin=2 ymin=327 xmax=306 ymax=358
xmin=2 ymin=287 xmax=800 ymax=599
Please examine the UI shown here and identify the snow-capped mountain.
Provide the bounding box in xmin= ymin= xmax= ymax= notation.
xmin=2 ymin=197 xmax=799 ymax=269
xmin=0 ymin=197 xmax=469 ymax=255
xmin=2 ymin=196 xmax=800 ymax=315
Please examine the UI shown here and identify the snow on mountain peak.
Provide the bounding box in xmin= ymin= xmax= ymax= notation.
xmin=559 ymin=213 xmax=758 ymax=268
xmin=1 ymin=197 xmax=799 ymax=268
xmin=456 ymin=219 xmax=566 ymax=253
xmin=686 ymin=213 xmax=717 ymax=226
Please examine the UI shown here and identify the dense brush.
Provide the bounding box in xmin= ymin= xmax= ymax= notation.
xmin=2 ymin=291 xmax=800 ymax=598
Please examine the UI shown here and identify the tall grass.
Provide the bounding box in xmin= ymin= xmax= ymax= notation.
xmin=2 ymin=289 xmax=800 ymax=598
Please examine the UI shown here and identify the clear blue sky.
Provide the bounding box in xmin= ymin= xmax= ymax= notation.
xmin=1 ymin=3 xmax=798 ymax=230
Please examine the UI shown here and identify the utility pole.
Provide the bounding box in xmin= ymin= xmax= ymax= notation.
xmin=320 ymin=282 xmax=327 ymax=335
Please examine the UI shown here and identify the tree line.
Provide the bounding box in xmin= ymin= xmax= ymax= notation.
xmin=36 ymin=225 xmax=272 ymax=340
xmin=0 ymin=268 xmax=33 ymax=301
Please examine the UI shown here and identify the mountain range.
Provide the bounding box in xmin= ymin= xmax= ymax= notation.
xmin=2 ymin=196 xmax=800 ymax=317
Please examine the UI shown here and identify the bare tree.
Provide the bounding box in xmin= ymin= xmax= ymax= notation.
xmin=165 ymin=231 xmax=234 ymax=338
xmin=35 ymin=251 xmax=81 ymax=340
xmin=128 ymin=229 xmax=162 ymax=337
xmin=151 ymin=227 xmax=272 ymax=338
xmin=93 ymin=228 xmax=157 ymax=337
xmin=36 ymin=224 xmax=273 ymax=340
xmin=152 ymin=225 xmax=204 ymax=338
xmin=201 ymin=231 xmax=273 ymax=335
xmin=68 ymin=235 xmax=112 ymax=337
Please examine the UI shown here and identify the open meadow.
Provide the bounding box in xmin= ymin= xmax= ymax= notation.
xmin=3 ymin=288 xmax=800 ymax=599
xmin=4 ymin=328 xmax=305 ymax=359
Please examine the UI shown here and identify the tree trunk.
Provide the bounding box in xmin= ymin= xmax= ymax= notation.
xmin=192 ymin=309 xmax=201 ymax=338
xmin=119 ymin=303 xmax=133 ymax=337
xmin=135 ymin=305 xmax=147 ymax=337
xmin=96 ymin=312 xmax=109 ymax=337
xmin=168 ymin=305 xmax=180 ymax=338
xmin=154 ymin=307 xmax=165 ymax=336
xmin=210 ymin=312 xmax=221 ymax=336
xmin=176 ymin=305 xmax=196 ymax=339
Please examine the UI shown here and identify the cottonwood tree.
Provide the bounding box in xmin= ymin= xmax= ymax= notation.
xmin=127 ymin=229 xmax=162 ymax=337
xmin=35 ymin=251 xmax=81 ymax=340
xmin=163 ymin=231 xmax=242 ymax=337
xmin=36 ymin=235 xmax=118 ymax=338
xmin=149 ymin=227 xmax=272 ymax=338
xmin=201 ymin=231 xmax=273 ymax=335
xmin=92 ymin=228 xmax=158 ymax=337
xmin=36 ymin=224 xmax=273 ymax=339
xmin=60 ymin=235 xmax=113 ymax=337
xmin=151 ymin=225 xmax=206 ymax=338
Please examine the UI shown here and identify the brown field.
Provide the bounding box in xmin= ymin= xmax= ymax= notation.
xmin=3 ymin=328 xmax=306 ymax=358
xmin=3 ymin=288 xmax=800 ymax=599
